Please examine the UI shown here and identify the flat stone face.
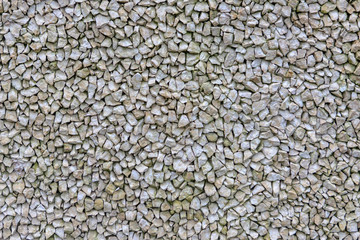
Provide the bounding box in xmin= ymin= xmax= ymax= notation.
xmin=1 ymin=0 xmax=360 ymax=239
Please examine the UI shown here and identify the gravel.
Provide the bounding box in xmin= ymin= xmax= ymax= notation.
xmin=0 ymin=0 xmax=360 ymax=239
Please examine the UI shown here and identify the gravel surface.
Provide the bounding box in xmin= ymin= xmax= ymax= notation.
xmin=1 ymin=0 xmax=360 ymax=239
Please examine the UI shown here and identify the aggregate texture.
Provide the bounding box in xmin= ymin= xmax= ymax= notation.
xmin=1 ymin=0 xmax=360 ymax=239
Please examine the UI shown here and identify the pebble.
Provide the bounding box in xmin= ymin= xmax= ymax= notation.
xmin=333 ymin=54 xmax=348 ymax=64
xmin=178 ymin=115 xmax=190 ymax=128
xmin=95 ymin=15 xmax=110 ymax=27
xmin=204 ymin=184 xmax=217 ymax=196
xmin=94 ymin=199 xmax=104 ymax=210
xmin=190 ymin=197 xmax=201 ymax=210
xmin=13 ymin=180 xmax=25 ymax=193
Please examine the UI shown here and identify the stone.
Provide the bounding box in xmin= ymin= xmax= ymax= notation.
xmin=188 ymin=42 xmax=201 ymax=54
xmin=219 ymin=186 xmax=231 ymax=197
xmin=85 ymin=198 xmax=94 ymax=211
xmin=354 ymin=64 xmax=360 ymax=75
xmin=23 ymin=147 xmax=35 ymax=157
xmin=294 ymin=127 xmax=306 ymax=140
xmin=13 ymin=180 xmax=25 ymax=193
xmin=347 ymin=222 xmax=358 ymax=232
xmin=77 ymin=68 xmax=90 ymax=78
xmin=252 ymin=100 xmax=269 ymax=115
xmin=252 ymin=152 xmax=265 ymax=162
xmin=201 ymin=82 xmax=214 ymax=95
xmin=190 ymin=197 xmax=201 ymax=210
xmin=269 ymin=228 xmax=280 ymax=240
xmin=115 ymin=47 xmax=139 ymax=58
xmin=145 ymin=130 xmax=159 ymax=143
xmin=178 ymin=115 xmax=190 ymax=128
xmin=337 ymin=0 xmax=348 ymax=12
xmin=45 ymin=225 xmax=55 ymax=239
xmin=95 ymin=15 xmax=110 ymax=27
xmin=173 ymin=159 xmax=188 ymax=173
xmin=204 ymin=183 xmax=217 ymax=196
xmin=351 ymin=41 xmax=360 ymax=52
xmin=206 ymin=133 xmax=218 ymax=142
xmin=106 ymin=183 xmax=116 ymax=194
xmin=333 ymin=54 xmax=348 ymax=64
xmin=262 ymin=147 xmax=278 ymax=159
xmin=94 ymin=199 xmax=104 ymax=210
xmin=321 ymin=3 xmax=336 ymax=13
xmin=329 ymin=83 xmax=339 ymax=91
xmin=343 ymin=33 xmax=358 ymax=43
xmin=5 ymin=111 xmax=17 ymax=122
xmin=194 ymin=2 xmax=209 ymax=12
